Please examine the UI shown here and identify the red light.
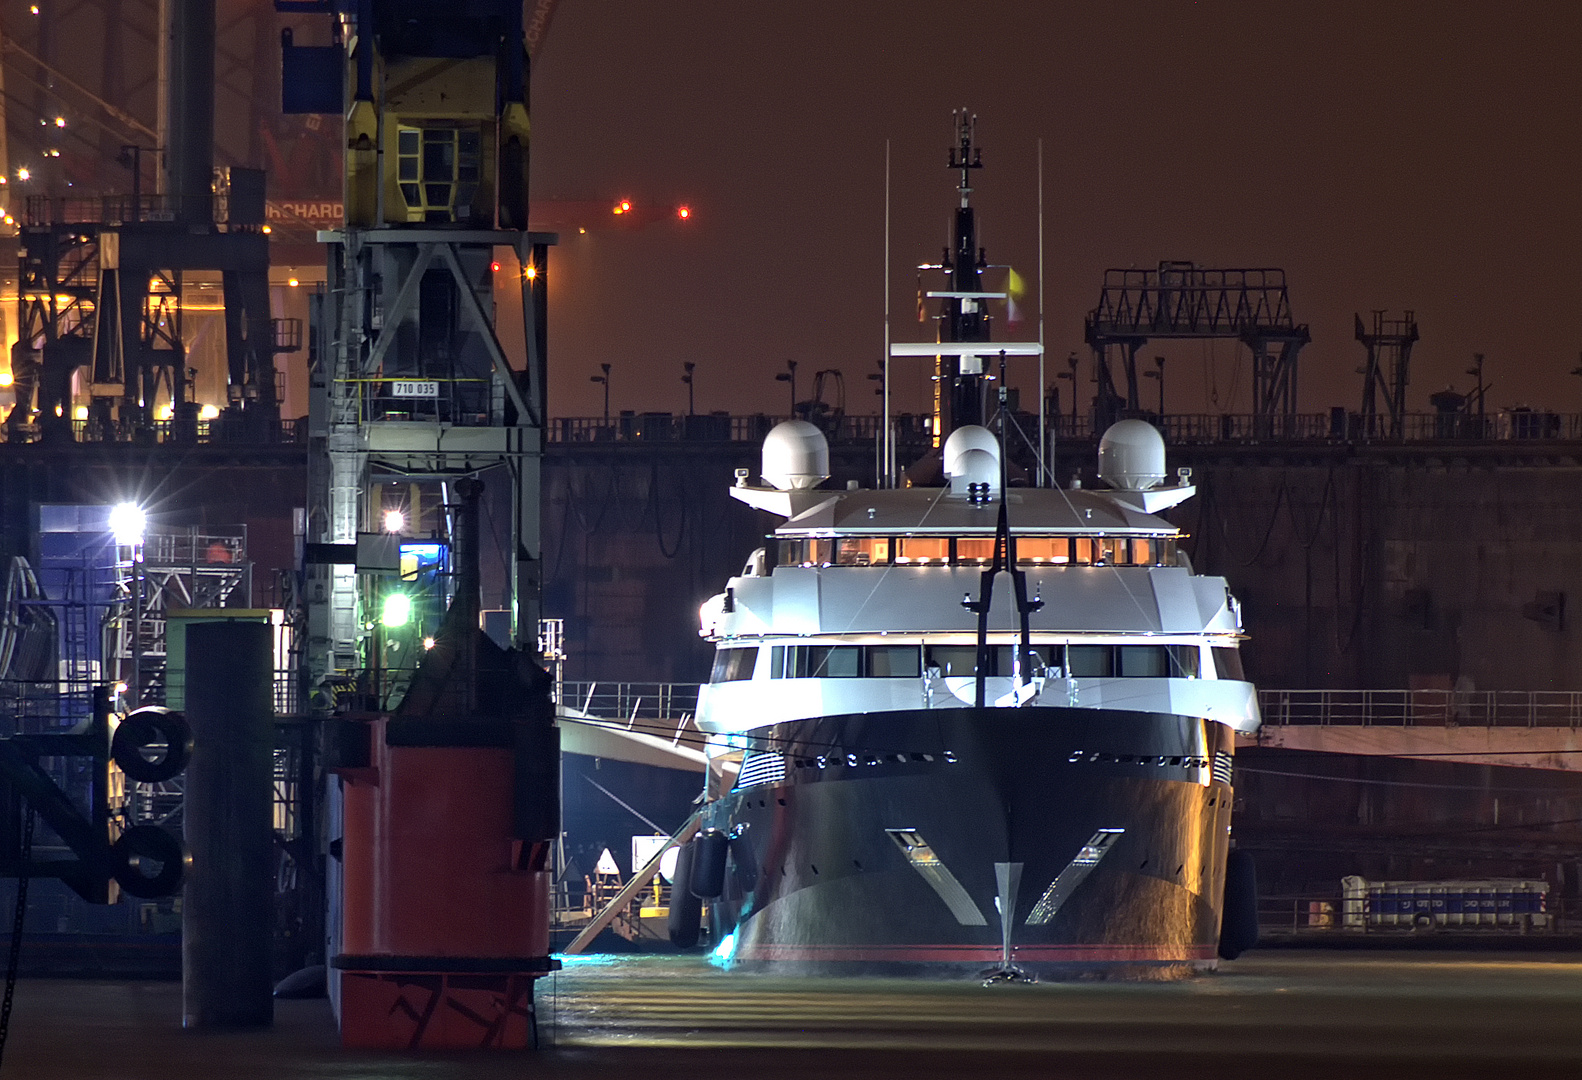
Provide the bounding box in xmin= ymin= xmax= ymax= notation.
xmin=677 ymin=205 xmax=691 ymax=219
xmin=613 ymin=199 xmax=631 ymax=215
xmin=490 ymin=260 xmax=501 ymax=272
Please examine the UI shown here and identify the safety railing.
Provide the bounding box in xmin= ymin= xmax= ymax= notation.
xmin=557 ymin=680 xmax=700 ymax=744
xmin=2 ymin=417 xmax=303 ymax=447
xmin=1258 ymin=689 xmax=1582 ymax=729
xmin=546 ymin=411 xmax=1582 ymax=447
xmin=1257 ymin=893 xmax=1576 ymax=935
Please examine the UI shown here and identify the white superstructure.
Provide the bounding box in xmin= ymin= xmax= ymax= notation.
xmin=696 ymin=423 xmax=1260 ymax=742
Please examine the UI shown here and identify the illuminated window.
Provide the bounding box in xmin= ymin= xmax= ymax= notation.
xmin=956 ymin=537 xmax=997 ymax=564
xmin=835 ymin=536 xmax=889 ymax=566
xmin=1015 ymin=537 xmax=1070 ymax=565
xmin=1073 ymin=537 xmax=1097 ymax=565
xmin=896 ymin=537 xmax=949 ymax=564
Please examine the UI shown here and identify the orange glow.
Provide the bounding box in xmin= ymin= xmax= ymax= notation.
xmin=612 ymin=199 xmax=632 ymax=215
xmin=524 ymin=265 xmax=537 ymax=280
xmin=287 ymin=277 xmax=299 ymax=287
xmin=490 ymin=260 xmax=501 ymax=272
xmin=677 ymin=205 xmax=691 ymax=219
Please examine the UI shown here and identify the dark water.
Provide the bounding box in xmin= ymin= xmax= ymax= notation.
xmin=7 ymin=951 xmax=1582 ymax=1078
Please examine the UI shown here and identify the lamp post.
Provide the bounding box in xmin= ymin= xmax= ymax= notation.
xmin=116 ymin=144 xmax=158 ymax=222
xmin=1465 ymin=353 xmax=1486 ymax=436
xmin=590 ymin=363 xmax=611 ymax=426
xmin=1056 ymin=352 xmax=1081 ymax=425
xmin=774 ymin=360 xmax=797 ymax=417
xmin=1143 ymin=355 xmax=1165 ymax=421
xmin=110 ymin=503 xmax=146 ymax=703
xmin=682 ymin=362 xmax=696 ymax=416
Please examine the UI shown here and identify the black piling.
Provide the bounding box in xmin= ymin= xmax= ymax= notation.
xmin=182 ymin=620 xmax=275 ymax=1029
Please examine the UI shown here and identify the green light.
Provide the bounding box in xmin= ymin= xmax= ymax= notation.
xmin=381 ymin=592 xmax=413 ymax=628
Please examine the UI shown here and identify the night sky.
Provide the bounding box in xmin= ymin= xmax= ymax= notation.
xmin=528 ymin=1 xmax=1582 ymax=423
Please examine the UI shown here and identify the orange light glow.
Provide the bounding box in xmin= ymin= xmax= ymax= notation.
xmin=612 ymin=199 xmax=632 ymax=215
xmin=524 ymin=265 xmax=537 ymax=280
xmin=490 ymin=260 xmax=501 ymax=272
xmin=677 ymin=205 xmax=691 ymax=219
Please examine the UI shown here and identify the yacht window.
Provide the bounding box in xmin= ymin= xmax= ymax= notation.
xmin=1130 ymin=538 xmax=1154 ymax=565
xmin=1066 ymin=644 xmax=1113 ymax=678
xmin=1097 ymin=537 xmax=1120 ymax=566
xmin=896 ymin=537 xmax=950 ymax=564
xmin=1073 ymin=537 xmax=1098 ymax=565
xmin=710 ymin=647 xmax=758 ymax=682
xmin=1118 ymin=645 xmax=1169 ymax=678
xmin=925 ymin=645 xmax=978 ymax=677
xmin=1212 ymin=646 xmax=1245 ymax=680
xmin=835 ymin=537 xmax=889 ymax=566
xmin=1016 ymin=537 xmax=1071 ymax=564
xmin=1169 ymin=644 xmax=1201 ymax=678
xmin=866 ymin=645 xmax=921 ymax=678
xmin=956 ymin=537 xmax=997 ymax=564
xmin=791 ymin=645 xmax=862 ymax=678
xmin=778 ymin=538 xmax=808 ymax=566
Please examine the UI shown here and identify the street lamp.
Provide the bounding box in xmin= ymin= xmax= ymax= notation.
xmin=774 ymin=360 xmax=798 ymax=417
xmin=589 ymin=363 xmax=611 ymax=426
xmin=682 ymin=362 xmax=696 ymax=416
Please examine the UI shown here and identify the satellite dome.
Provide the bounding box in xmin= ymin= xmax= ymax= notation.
xmin=1097 ymin=420 xmax=1167 ymax=491
xmin=942 ymin=425 xmax=998 ymax=478
xmin=761 ymin=420 xmax=830 ymax=491
xmin=948 ymin=447 xmax=1000 ymax=496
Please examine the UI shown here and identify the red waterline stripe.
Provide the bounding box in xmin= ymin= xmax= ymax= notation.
xmin=734 ymin=943 xmax=1215 ymax=963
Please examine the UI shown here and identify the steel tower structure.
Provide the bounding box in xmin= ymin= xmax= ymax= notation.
xmin=282 ymin=0 xmax=553 ymax=703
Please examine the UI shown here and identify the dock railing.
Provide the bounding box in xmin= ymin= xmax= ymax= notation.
xmin=1258 ymin=689 xmax=1582 ymax=729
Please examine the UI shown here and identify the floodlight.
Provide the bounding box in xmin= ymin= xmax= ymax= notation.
xmin=381 ymin=592 xmax=412 ymax=628
xmin=109 ymin=503 xmax=145 ymax=545
xmin=382 ymin=509 xmax=406 ymax=534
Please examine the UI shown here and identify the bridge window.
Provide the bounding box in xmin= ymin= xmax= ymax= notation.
xmin=1212 ymin=646 xmax=1244 ymax=680
xmin=771 ymin=644 xmax=923 ymax=678
xmin=710 ymin=647 xmax=758 ymax=683
xmin=1064 ymin=643 xmax=1200 ymax=679
xmin=866 ymin=645 xmax=921 ymax=678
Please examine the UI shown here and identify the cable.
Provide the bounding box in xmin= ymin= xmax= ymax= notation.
xmin=0 ymin=809 xmax=36 ymax=1071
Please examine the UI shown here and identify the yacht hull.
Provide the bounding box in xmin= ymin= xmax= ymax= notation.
xmin=703 ymin=706 xmax=1238 ymax=977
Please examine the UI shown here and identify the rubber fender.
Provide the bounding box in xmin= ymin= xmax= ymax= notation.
xmin=110 ymin=824 xmax=187 ymax=898
xmin=112 ymin=707 xmax=193 ymax=784
xmin=690 ymin=829 xmax=729 ymax=900
xmin=1218 ymin=849 xmax=1260 ymax=960
xmin=667 ymin=840 xmax=703 ymax=948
